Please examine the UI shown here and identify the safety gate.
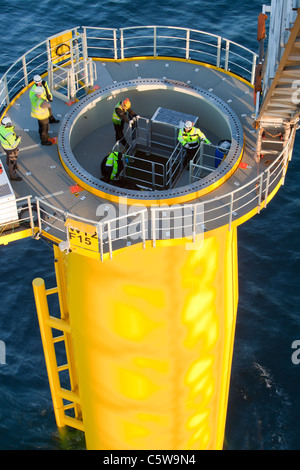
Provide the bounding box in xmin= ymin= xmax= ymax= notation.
xmin=47 ymin=28 xmax=96 ymax=102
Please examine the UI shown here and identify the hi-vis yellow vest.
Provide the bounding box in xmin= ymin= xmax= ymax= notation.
xmin=31 ymin=96 xmax=50 ymax=120
xmin=30 ymin=82 xmax=52 ymax=102
xmin=106 ymin=152 xmax=119 ymax=179
xmin=178 ymin=127 xmax=206 ymax=147
xmin=0 ymin=125 xmax=21 ymax=150
xmin=112 ymin=101 xmax=124 ymax=125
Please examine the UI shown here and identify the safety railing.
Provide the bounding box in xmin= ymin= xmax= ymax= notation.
xmin=122 ymin=154 xmax=165 ymax=190
xmin=165 ymin=143 xmax=185 ymax=188
xmin=112 ymin=120 xmax=219 ymax=190
xmin=189 ymin=142 xmax=222 ymax=183
xmin=119 ymin=26 xmax=257 ymax=84
xmin=0 ymin=195 xmax=36 ymax=238
xmin=32 ymin=197 xmax=149 ymax=261
xmin=6 ymin=125 xmax=290 ymax=258
xmin=0 ymin=126 xmax=293 ymax=255
xmin=0 ymin=25 xmax=257 ymax=114
xmin=0 ymin=27 xmax=81 ymax=111
xmin=48 ymin=31 xmax=96 ymax=102
xmin=111 ymin=117 xmax=184 ymax=190
xmin=83 ymin=27 xmax=118 ymax=60
xmin=50 ymin=57 xmax=96 ymax=102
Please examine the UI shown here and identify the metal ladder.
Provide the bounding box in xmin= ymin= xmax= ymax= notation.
xmin=32 ymin=245 xmax=83 ymax=432
xmin=254 ymin=3 xmax=300 ymax=162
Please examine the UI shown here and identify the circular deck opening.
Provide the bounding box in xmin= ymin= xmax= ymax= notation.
xmin=58 ymin=79 xmax=244 ymax=204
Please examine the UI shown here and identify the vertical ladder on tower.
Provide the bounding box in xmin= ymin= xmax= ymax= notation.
xmin=32 ymin=245 xmax=84 ymax=433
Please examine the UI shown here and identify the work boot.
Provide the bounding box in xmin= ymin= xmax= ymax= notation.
xmin=41 ymin=141 xmax=53 ymax=146
xmin=50 ymin=118 xmax=60 ymax=124
xmin=10 ymin=176 xmax=22 ymax=181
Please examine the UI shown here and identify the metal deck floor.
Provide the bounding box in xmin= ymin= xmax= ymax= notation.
xmin=1 ymin=58 xmax=274 ymax=236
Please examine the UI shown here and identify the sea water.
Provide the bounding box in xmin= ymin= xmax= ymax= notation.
xmin=0 ymin=0 xmax=300 ymax=450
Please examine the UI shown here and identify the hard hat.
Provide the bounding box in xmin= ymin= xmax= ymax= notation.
xmin=1 ymin=116 xmax=12 ymax=127
xmin=34 ymin=74 xmax=42 ymax=84
xmin=122 ymin=98 xmax=131 ymax=109
xmin=184 ymin=121 xmax=193 ymax=131
xmin=34 ymin=86 xmax=44 ymax=95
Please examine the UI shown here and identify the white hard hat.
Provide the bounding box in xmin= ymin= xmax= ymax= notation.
xmin=34 ymin=86 xmax=44 ymax=95
xmin=184 ymin=121 xmax=193 ymax=131
xmin=1 ymin=116 xmax=12 ymax=126
xmin=34 ymin=74 xmax=42 ymax=83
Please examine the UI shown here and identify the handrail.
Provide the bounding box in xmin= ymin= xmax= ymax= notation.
xmin=23 ymin=126 xmax=295 ymax=258
xmin=0 ymin=129 xmax=293 ymax=254
xmin=119 ymin=26 xmax=257 ymax=83
xmin=0 ymin=25 xmax=257 ymax=112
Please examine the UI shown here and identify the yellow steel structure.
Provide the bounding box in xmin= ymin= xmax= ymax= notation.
xmin=34 ymin=224 xmax=238 ymax=450
xmin=32 ymin=245 xmax=83 ymax=432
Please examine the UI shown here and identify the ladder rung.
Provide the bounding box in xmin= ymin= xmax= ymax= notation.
xmin=64 ymin=402 xmax=75 ymax=411
xmin=46 ymin=316 xmax=71 ymax=334
xmin=46 ymin=287 xmax=58 ymax=296
xmin=59 ymin=388 xmax=81 ymax=404
xmin=53 ymin=334 xmax=65 ymax=343
xmin=57 ymin=363 xmax=69 ymax=372
xmin=64 ymin=415 xmax=84 ymax=432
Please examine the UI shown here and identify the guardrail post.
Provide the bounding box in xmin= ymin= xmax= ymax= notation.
xmin=82 ymin=27 xmax=88 ymax=62
xmin=257 ymin=173 xmax=263 ymax=214
xmin=281 ymin=149 xmax=289 ymax=186
xmin=165 ymin=159 xmax=169 ymax=188
xmin=141 ymin=211 xmax=146 ymax=249
xmin=251 ymin=53 xmax=257 ymax=86
xmin=264 ymin=168 xmax=270 ymax=208
xmin=36 ymin=198 xmax=42 ymax=234
xmin=120 ymin=29 xmax=124 ymax=60
xmin=189 ymin=162 xmax=194 ymax=184
xmin=3 ymin=75 xmax=9 ymax=106
xmin=113 ymin=29 xmax=118 ymax=60
xmin=27 ymin=195 xmax=35 ymax=235
xmin=186 ymin=29 xmax=190 ymax=60
xmin=153 ymin=26 xmax=157 ymax=57
xmin=69 ymin=68 xmax=76 ymax=101
xmin=224 ymin=40 xmax=230 ymax=71
xmin=151 ymin=209 xmax=156 ymax=247
xmin=22 ymin=56 xmax=28 ymax=88
xmin=192 ymin=205 xmax=197 ymax=242
xmin=97 ymin=223 xmax=103 ymax=261
xmin=216 ymin=36 xmax=221 ymax=68
xmin=107 ymin=222 xmax=113 ymax=259
xmin=151 ymin=162 xmax=156 ymax=189
xmin=146 ymin=118 xmax=151 ymax=155
xmin=228 ymin=193 xmax=233 ymax=231
xmin=46 ymin=40 xmax=53 ymax=92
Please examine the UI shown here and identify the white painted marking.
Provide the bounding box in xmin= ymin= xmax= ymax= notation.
xmin=40 ymin=191 xmax=64 ymax=199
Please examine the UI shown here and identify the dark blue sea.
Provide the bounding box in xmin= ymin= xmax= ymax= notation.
xmin=1 ymin=0 xmax=300 ymax=451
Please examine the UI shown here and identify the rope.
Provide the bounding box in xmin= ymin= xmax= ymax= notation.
xmin=261 ymin=128 xmax=283 ymax=138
